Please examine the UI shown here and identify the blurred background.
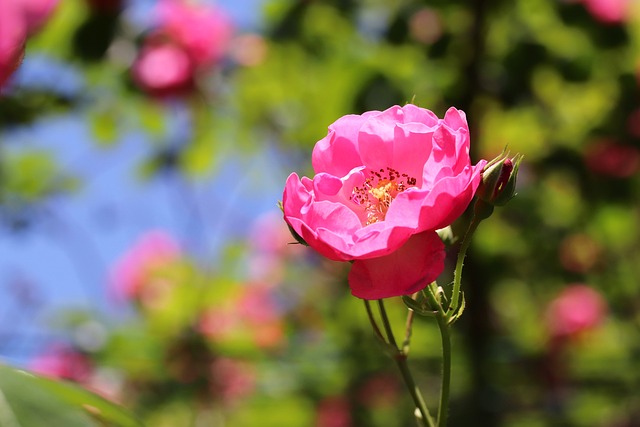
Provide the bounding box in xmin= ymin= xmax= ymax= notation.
xmin=1 ymin=0 xmax=639 ymax=426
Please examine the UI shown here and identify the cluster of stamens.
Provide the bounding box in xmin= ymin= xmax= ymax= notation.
xmin=351 ymin=167 xmax=417 ymax=225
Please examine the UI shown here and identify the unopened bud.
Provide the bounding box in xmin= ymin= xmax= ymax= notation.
xmin=477 ymin=151 xmax=523 ymax=207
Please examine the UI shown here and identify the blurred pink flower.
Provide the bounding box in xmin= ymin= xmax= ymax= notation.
xmin=210 ymin=358 xmax=256 ymax=405
xmin=199 ymin=304 xmax=239 ymax=338
xmin=316 ymin=396 xmax=352 ymax=427
xmin=250 ymin=210 xmax=297 ymax=255
xmin=110 ymin=230 xmax=181 ymax=301
xmin=626 ymin=108 xmax=640 ymax=137
xmin=229 ymin=33 xmax=268 ymax=67
xmin=357 ymin=373 xmax=400 ymax=408
xmin=584 ymin=140 xmax=640 ymax=178
xmin=156 ymin=0 xmax=233 ymax=67
xmin=282 ymin=105 xmax=485 ymax=299
xmin=199 ymin=283 xmax=285 ymax=349
xmin=248 ymin=210 xmax=304 ymax=284
xmin=546 ymin=284 xmax=607 ymax=339
xmin=130 ymin=42 xmax=195 ymax=97
xmin=29 ymin=345 xmax=92 ymax=382
xmin=582 ymin=0 xmax=629 ymax=24
xmin=409 ymin=8 xmax=443 ymax=45
xmin=0 ymin=1 xmax=27 ymax=88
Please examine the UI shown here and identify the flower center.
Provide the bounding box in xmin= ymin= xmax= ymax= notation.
xmin=351 ymin=167 xmax=417 ymax=225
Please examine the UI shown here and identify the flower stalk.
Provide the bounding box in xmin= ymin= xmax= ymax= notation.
xmin=365 ymin=300 xmax=435 ymax=427
xmin=447 ymin=213 xmax=482 ymax=320
xmin=425 ymin=284 xmax=452 ymax=427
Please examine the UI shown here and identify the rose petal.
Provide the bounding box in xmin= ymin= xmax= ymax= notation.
xmin=421 ymin=163 xmax=485 ymax=230
xmin=348 ymin=231 xmax=445 ymax=299
xmin=283 ymin=173 xmax=364 ymax=261
xmin=312 ymin=112 xmax=376 ymax=176
xmin=443 ymin=107 xmax=468 ymax=132
xmin=358 ymin=105 xmax=439 ymax=178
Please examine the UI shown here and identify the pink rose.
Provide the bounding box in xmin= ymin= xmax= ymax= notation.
xmin=130 ymin=42 xmax=195 ymax=97
xmin=0 ymin=1 xmax=27 ymax=88
xmin=282 ymin=105 xmax=486 ymax=299
xmin=156 ymin=0 xmax=233 ymax=67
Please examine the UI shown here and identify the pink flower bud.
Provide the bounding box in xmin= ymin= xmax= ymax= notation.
xmin=477 ymin=151 xmax=523 ymax=207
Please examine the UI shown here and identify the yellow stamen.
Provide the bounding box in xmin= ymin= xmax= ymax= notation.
xmin=351 ymin=167 xmax=417 ymax=225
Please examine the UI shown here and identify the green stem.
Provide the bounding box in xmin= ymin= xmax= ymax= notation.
xmin=426 ymin=285 xmax=452 ymax=427
xmin=402 ymin=309 xmax=415 ymax=355
xmin=395 ymin=353 xmax=435 ymax=427
xmin=364 ymin=300 xmax=385 ymax=343
xmin=376 ymin=299 xmax=435 ymax=427
xmin=377 ymin=300 xmax=398 ymax=349
xmin=448 ymin=214 xmax=482 ymax=315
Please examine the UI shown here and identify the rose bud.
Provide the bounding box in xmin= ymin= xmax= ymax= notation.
xmin=477 ymin=151 xmax=523 ymax=206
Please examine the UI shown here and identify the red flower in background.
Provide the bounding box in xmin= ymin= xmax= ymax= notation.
xmin=282 ymin=105 xmax=485 ymax=299
xmin=316 ymin=396 xmax=352 ymax=427
xmin=584 ymin=140 xmax=640 ymax=178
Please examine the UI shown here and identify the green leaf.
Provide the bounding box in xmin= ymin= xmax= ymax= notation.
xmin=0 ymin=364 xmax=143 ymax=427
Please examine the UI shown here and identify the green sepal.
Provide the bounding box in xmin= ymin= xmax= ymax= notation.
xmin=448 ymin=292 xmax=466 ymax=325
xmin=285 ymin=223 xmax=309 ymax=246
xmin=278 ymin=201 xmax=309 ymax=246
xmin=436 ymin=226 xmax=457 ymax=246
xmin=402 ymin=294 xmax=437 ymax=317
